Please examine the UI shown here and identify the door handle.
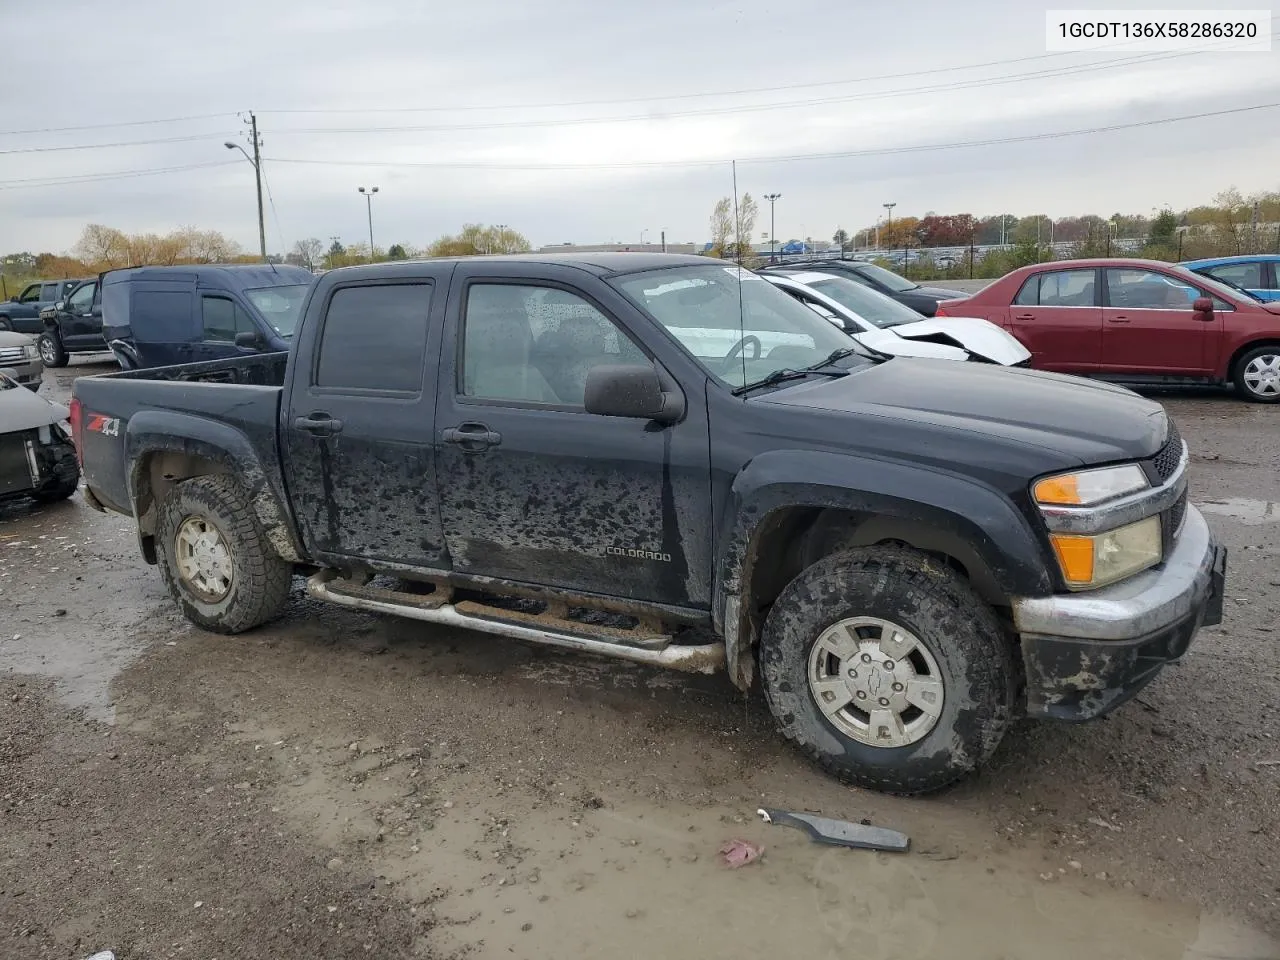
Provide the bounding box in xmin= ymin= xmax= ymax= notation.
xmin=293 ymin=412 xmax=344 ymax=437
xmin=1013 ymin=313 xmax=1034 ymax=321
xmin=442 ymin=422 xmax=502 ymax=451
xmin=1108 ymin=315 xmax=1131 ymax=323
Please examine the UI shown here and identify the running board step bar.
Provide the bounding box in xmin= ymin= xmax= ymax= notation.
xmin=307 ymin=570 xmax=725 ymax=675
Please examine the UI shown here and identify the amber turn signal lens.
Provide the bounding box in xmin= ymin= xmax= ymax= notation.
xmin=1049 ymin=534 xmax=1095 ymax=585
xmin=1034 ymin=475 xmax=1081 ymax=506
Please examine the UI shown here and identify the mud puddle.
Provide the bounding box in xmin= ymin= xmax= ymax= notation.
xmin=1199 ymin=497 xmax=1280 ymax=525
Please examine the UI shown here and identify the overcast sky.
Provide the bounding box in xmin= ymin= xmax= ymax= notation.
xmin=3 ymin=0 xmax=1278 ymax=257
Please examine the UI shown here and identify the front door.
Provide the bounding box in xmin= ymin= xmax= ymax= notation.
xmin=1008 ymin=267 xmax=1102 ymax=373
xmin=1101 ymin=268 xmax=1213 ymax=375
xmin=195 ymin=294 xmax=257 ymax=363
xmin=282 ymin=274 xmax=449 ymax=567
xmin=434 ymin=268 xmax=712 ymax=607
xmin=59 ymin=281 xmax=103 ymax=350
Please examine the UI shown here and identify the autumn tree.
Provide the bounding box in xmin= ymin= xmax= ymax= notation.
xmin=707 ymin=198 xmax=733 ymax=258
xmin=427 ymin=224 xmax=531 ymax=257
xmin=832 ymin=228 xmax=849 ymax=251
xmin=386 ymin=243 xmax=408 ymax=260
xmin=292 ymin=237 xmax=324 ymax=270
xmin=76 ymin=224 xmax=128 ymax=267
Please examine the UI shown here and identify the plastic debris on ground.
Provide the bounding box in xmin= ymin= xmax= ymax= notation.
xmin=757 ymin=807 xmax=910 ymax=852
xmin=719 ymin=838 xmax=763 ymax=868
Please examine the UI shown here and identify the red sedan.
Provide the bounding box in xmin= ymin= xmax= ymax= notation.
xmin=936 ymin=258 xmax=1280 ymax=402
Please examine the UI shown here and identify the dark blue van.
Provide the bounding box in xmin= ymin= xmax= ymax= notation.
xmin=101 ymin=264 xmax=313 ymax=369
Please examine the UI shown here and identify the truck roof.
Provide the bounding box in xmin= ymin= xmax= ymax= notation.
xmin=102 ymin=264 xmax=313 ymax=286
xmin=328 ymin=252 xmax=718 ymax=278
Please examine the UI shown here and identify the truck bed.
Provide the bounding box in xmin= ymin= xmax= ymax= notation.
xmin=75 ymin=353 xmax=290 ymax=518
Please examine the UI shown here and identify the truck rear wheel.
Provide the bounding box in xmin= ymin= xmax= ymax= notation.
xmin=155 ymin=475 xmax=292 ymax=633
xmin=760 ymin=547 xmax=1013 ymax=794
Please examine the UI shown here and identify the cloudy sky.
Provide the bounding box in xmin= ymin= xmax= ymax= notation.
xmin=3 ymin=0 xmax=1278 ymax=257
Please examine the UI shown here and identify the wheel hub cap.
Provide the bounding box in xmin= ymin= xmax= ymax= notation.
xmin=175 ymin=517 xmax=233 ymax=602
xmin=1244 ymin=355 xmax=1280 ymax=396
xmin=807 ymin=616 xmax=944 ymax=748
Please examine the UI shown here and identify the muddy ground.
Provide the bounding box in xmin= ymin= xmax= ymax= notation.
xmin=2 ymin=358 xmax=1278 ymax=960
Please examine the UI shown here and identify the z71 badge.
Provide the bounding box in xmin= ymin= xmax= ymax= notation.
xmin=86 ymin=414 xmax=121 ymax=437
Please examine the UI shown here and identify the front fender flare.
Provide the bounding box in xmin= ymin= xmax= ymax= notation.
xmin=125 ymin=410 xmax=304 ymax=564
xmin=714 ymin=449 xmax=1053 ymax=688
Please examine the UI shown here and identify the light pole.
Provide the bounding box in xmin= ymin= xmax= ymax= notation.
xmin=224 ymin=132 xmax=267 ymax=263
xmin=640 ymin=228 xmax=648 ymax=246
xmin=882 ymin=202 xmax=896 ymax=255
xmin=358 ymin=186 xmax=379 ymax=261
xmin=764 ymin=193 xmax=781 ymax=261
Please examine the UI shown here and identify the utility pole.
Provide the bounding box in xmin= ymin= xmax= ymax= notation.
xmin=223 ymin=113 xmax=267 ymax=262
xmin=660 ymin=230 xmax=666 ymax=253
xmin=883 ymin=202 xmax=896 ymax=259
xmin=764 ymin=193 xmax=781 ymax=262
xmin=358 ymin=187 xmax=379 ymax=260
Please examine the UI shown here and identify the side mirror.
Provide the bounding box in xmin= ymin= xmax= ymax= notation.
xmin=1192 ymin=296 xmax=1214 ymax=314
xmin=584 ymin=364 xmax=683 ymax=422
xmin=234 ymin=331 xmax=265 ymax=349
xmin=53 ymin=301 xmax=64 ymax=311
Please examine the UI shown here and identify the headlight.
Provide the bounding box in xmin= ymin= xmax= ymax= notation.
xmin=1049 ymin=516 xmax=1161 ymax=589
xmin=23 ymin=344 xmax=39 ymax=359
xmin=1033 ymin=464 xmax=1148 ymax=506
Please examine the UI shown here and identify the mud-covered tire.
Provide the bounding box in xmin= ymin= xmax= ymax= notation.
xmin=37 ymin=331 xmax=68 ymax=367
xmin=760 ymin=547 xmax=1014 ymax=794
xmin=31 ymin=441 xmax=79 ymax=502
xmin=155 ymin=475 xmax=292 ymax=633
xmin=1232 ymin=345 xmax=1280 ymax=403
xmin=0 ymin=316 xmax=10 ymax=331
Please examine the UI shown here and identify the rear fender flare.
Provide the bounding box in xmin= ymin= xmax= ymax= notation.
xmin=125 ymin=410 xmax=304 ymax=564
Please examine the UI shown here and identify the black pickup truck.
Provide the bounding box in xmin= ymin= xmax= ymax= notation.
xmin=72 ymin=254 xmax=1226 ymax=793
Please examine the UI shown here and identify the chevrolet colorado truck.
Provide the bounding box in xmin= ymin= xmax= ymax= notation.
xmin=72 ymin=254 xmax=1227 ymax=793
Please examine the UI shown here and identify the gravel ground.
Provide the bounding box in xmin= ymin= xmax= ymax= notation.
xmin=1 ymin=360 xmax=1277 ymax=960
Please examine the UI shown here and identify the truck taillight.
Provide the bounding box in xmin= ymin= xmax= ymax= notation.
xmin=69 ymin=397 xmax=83 ymax=466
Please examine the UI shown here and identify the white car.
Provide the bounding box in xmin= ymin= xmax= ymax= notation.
xmin=762 ymin=271 xmax=1030 ymax=366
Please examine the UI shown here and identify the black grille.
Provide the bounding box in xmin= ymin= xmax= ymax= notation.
xmin=1169 ymin=489 xmax=1187 ymax=536
xmin=1153 ymin=419 xmax=1183 ymax=482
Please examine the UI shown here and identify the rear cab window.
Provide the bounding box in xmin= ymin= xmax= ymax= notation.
xmin=315 ymin=283 xmax=433 ymax=393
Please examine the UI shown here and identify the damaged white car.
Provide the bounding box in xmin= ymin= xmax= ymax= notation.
xmin=0 ymin=369 xmax=79 ymax=504
xmin=762 ymin=271 xmax=1030 ymax=366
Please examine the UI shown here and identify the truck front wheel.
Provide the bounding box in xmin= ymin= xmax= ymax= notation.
xmin=760 ymin=547 xmax=1013 ymax=794
xmin=155 ymin=475 xmax=292 ymax=633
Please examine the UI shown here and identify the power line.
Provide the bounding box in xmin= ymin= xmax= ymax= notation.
xmin=0 ymin=132 xmax=230 ymax=156
xmin=257 ymin=32 xmax=1255 ymax=115
xmin=267 ymin=46 xmax=1256 ymax=136
xmin=262 ymin=102 xmax=1280 ymax=172
xmin=0 ymin=112 xmax=239 ymax=137
xmin=0 ymin=160 xmax=241 ymax=190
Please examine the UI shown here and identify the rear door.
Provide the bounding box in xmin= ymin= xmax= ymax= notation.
xmin=1007 ymin=268 xmax=1102 ymax=372
xmin=1101 ymin=268 xmax=1213 ymax=375
xmin=130 ymin=280 xmax=198 ymax=367
xmin=281 ymin=270 xmax=450 ymax=567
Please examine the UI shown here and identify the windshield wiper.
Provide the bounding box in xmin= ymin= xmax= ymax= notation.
xmin=733 ymin=365 xmax=846 ymax=396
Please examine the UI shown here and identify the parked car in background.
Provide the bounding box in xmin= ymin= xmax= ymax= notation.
xmin=0 ymin=331 xmax=43 ymax=390
xmin=0 ymin=370 xmax=77 ymax=504
xmin=761 ymin=271 xmax=1030 ymax=365
xmin=936 ymin=258 xmax=1280 ymax=401
xmin=101 ymin=264 xmax=312 ymax=369
xmin=36 ymin=278 xmax=109 ymax=367
xmin=1180 ymin=255 xmax=1280 ymax=302
xmin=760 ymin=259 xmax=967 ymax=316
xmin=0 ymin=279 xmax=89 ymax=334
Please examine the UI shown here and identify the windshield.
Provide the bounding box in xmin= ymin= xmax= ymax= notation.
xmin=853 ymin=262 xmax=919 ymax=293
xmin=244 ymin=283 xmax=309 ymax=337
xmin=613 ymin=264 xmax=866 ymax=389
xmin=1184 ymin=270 xmax=1260 ymax=303
xmin=808 ymin=277 xmax=924 ymax=328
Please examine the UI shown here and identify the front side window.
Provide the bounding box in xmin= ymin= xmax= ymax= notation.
xmin=1204 ymin=262 xmax=1263 ymax=289
xmin=614 ymin=265 xmax=861 ymax=389
xmin=68 ymin=283 xmax=95 ymax=313
xmin=202 ymin=296 xmax=254 ymax=341
xmin=316 ymin=283 xmax=432 ymax=392
xmin=1106 ymin=269 xmax=1196 ymax=309
xmin=18 ymin=284 xmax=41 ymax=303
xmin=462 ymin=283 xmax=647 ymax=406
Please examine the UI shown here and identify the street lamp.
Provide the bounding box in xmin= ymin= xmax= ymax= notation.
xmin=224 ymin=140 xmax=267 ymax=262
xmin=358 ymin=186 xmax=379 ymax=260
xmin=764 ymin=193 xmax=781 ymax=261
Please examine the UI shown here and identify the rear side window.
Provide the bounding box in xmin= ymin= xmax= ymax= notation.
xmin=316 ymin=283 xmax=432 ymax=392
xmin=202 ymin=296 xmax=255 ymax=341
xmin=1015 ymin=270 xmax=1096 ymax=307
xmin=133 ymin=290 xmax=195 ymax=340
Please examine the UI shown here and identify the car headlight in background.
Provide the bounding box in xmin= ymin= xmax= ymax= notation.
xmin=1049 ymin=516 xmax=1162 ymax=590
xmin=23 ymin=344 xmax=39 ymax=359
xmin=1033 ymin=464 xmax=1148 ymax=507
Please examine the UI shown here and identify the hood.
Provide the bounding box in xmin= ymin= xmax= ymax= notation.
xmin=853 ymin=326 xmax=968 ymax=361
xmin=1262 ymin=302 xmax=1280 ymax=315
xmin=891 ymin=316 xmax=1031 ymax=366
xmin=1 ymin=377 xmax=69 ymax=431
xmin=758 ymin=358 xmax=1167 ymax=467
xmin=0 ymin=330 xmax=36 ymax=347
xmin=915 ymin=285 xmax=970 ymax=300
